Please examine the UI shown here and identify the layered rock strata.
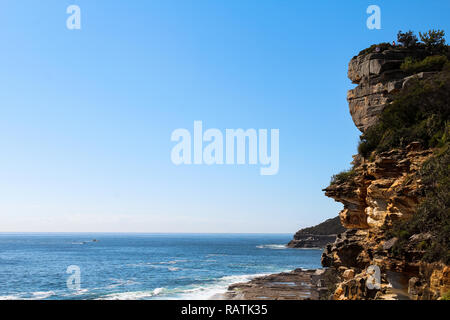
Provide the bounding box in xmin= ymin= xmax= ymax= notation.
xmin=347 ymin=48 xmax=434 ymax=132
xmin=322 ymin=47 xmax=449 ymax=300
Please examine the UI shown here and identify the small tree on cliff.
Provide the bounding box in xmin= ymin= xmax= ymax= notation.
xmin=397 ymin=30 xmax=418 ymax=48
xmin=419 ymin=29 xmax=446 ymax=51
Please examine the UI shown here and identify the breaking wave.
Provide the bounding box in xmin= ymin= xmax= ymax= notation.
xmin=256 ymin=244 xmax=287 ymax=249
xmin=96 ymin=273 xmax=269 ymax=300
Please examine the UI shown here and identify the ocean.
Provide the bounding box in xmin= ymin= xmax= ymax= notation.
xmin=0 ymin=233 xmax=322 ymax=300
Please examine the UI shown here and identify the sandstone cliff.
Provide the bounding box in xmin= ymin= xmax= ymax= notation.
xmin=322 ymin=44 xmax=450 ymax=300
xmin=347 ymin=48 xmax=436 ymax=132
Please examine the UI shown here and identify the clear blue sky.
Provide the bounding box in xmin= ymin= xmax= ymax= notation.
xmin=0 ymin=1 xmax=449 ymax=232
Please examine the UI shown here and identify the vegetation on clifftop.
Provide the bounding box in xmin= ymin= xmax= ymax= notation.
xmin=357 ymin=64 xmax=450 ymax=158
xmin=400 ymin=55 xmax=448 ymax=74
xmin=333 ymin=30 xmax=450 ymax=264
xmin=332 ymin=30 xmax=449 ymax=190
xmin=295 ymin=216 xmax=346 ymax=236
xmin=360 ymin=51 xmax=449 ymax=263
xmin=359 ymin=32 xmax=450 ymax=264
xmin=329 ymin=168 xmax=357 ymax=186
xmin=358 ymin=29 xmax=448 ymax=56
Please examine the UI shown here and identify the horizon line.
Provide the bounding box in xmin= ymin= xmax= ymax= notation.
xmin=0 ymin=231 xmax=294 ymax=235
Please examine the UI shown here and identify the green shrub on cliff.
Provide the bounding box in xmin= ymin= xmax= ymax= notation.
xmin=355 ymin=45 xmax=450 ymax=264
xmin=419 ymin=29 xmax=446 ymax=51
xmin=330 ymin=168 xmax=357 ymax=186
xmin=389 ymin=146 xmax=450 ymax=264
xmin=358 ymin=30 xmax=448 ymax=57
xmin=358 ymin=42 xmax=392 ymax=56
xmin=358 ymin=66 xmax=450 ymax=158
xmin=397 ymin=30 xmax=418 ymax=48
xmin=442 ymin=291 xmax=450 ymax=300
xmin=400 ymin=55 xmax=448 ymax=74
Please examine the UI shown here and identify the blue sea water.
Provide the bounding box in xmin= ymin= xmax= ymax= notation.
xmin=0 ymin=233 xmax=322 ymax=300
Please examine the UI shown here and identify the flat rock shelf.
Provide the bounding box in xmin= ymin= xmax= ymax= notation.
xmin=221 ymin=269 xmax=328 ymax=300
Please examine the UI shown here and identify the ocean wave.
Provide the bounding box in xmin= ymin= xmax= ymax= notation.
xmin=127 ymin=259 xmax=188 ymax=268
xmin=168 ymin=267 xmax=180 ymax=272
xmin=66 ymin=288 xmax=89 ymax=296
xmin=218 ymin=273 xmax=268 ymax=283
xmin=32 ymin=291 xmax=56 ymax=299
xmin=96 ymin=273 xmax=270 ymax=300
xmin=159 ymin=260 xmax=188 ymax=264
xmin=0 ymin=294 xmax=21 ymax=300
xmin=97 ymin=287 xmax=165 ymax=300
xmin=2 ymin=291 xmax=57 ymax=300
xmin=107 ymin=279 xmax=139 ymax=289
xmin=256 ymin=244 xmax=287 ymax=249
xmin=157 ymin=273 xmax=270 ymax=300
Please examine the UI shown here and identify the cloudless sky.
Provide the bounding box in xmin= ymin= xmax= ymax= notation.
xmin=0 ymin=0 xmax=449 ymax=233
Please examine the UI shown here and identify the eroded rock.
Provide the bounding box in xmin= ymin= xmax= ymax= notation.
xmin=347 ymin=48 xmax=428 ymax=132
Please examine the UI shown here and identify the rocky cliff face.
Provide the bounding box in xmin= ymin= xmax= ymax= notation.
xmin=347 ymin=48 xmax=435 ymax=132
xmin=322 ymin=47 xmax=450 ymax=300
xmin=324 ymin=142 xmax=432 ymax=232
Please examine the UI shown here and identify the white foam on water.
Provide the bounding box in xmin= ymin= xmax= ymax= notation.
xmin=158 ymin=273 xmax=271 ymax=300
xmin=0 ymin=290 xmax=58 ymax=300
xmin=168 ymin=267 xmax=180 ymax=271
xmin=95 ymin=273 xmax=270 ymax=300
xmin=158 ymin=260 xmax=188 ymax=264
xmin=152 ymin=287 xmax=164 ymax=295
xmin=0 ymin=294 xmax=21 ymax=300
xmin=97 ymin=287 xmax=165 ymax=300
xmin=256 ymin=244 xmax=287 ymax=249
xmin=69 ymin=288 xmax=90 ymax=296
xmin=31 ymin=291 xmax=56 ymax=299
xmin=127 ymin=259 xmax=188 ymax=268
xmin=107 ymin=279 xmax=139 ymax=289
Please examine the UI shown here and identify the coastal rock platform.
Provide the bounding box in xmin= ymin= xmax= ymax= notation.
xmin=222 ymin=269 xmax=328 ymax=300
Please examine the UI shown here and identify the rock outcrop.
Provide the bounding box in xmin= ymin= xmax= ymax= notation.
xmin=287 ymin=235 xmax=337 ymax=249
xmin=287 ymin=217 xmax=345 ymax=248
xmin=347 ymin=48 xmax=434 ymax=132
xmin=324 ymin=143 xmax=433 ymax=232
xmin=322 ymin=46 xmax=450 ymax=300
xmin=222 ymin=269 xmax=331 ymax=300
xmin=322 ymin=142 xmax=450 ymax=300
